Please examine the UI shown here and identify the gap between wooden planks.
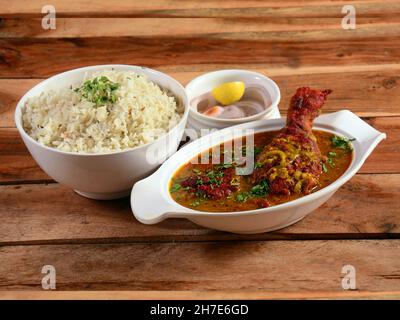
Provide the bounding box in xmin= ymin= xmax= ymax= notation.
xmin=0 ymin=240 xmax=399 ymax=291
xmin=0 ymin=173 xmax=398 ymax=245
xmin=1 ymin=290 xmax=400 ymax=300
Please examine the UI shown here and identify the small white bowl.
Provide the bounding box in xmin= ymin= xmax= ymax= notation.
xmin=15 ymin=65 xmax=189 ymax=200
xmin=185 ymin=69 xmax=281 ymax=132
xmin=131 ymin=110 xmax=386 ymax=234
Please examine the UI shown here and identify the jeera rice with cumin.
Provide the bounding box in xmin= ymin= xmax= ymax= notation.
xmin=22 ymin=70 xmax=183 ymax=153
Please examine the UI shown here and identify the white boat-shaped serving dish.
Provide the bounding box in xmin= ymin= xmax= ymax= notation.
xmin=131 ymin=110 xmax=386 ymax=234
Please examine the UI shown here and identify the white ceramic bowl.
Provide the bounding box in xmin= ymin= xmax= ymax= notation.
xmin=185 ymin=69 xmax=281 ymax=132
xmin=15 ymin=65 xmax=189 ymax=200
xmin=131 ymin=110 xmax=386 ymax=234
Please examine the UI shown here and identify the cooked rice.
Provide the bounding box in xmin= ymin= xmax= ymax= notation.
xmin=22 ymin=70 xmax=182 ymax=153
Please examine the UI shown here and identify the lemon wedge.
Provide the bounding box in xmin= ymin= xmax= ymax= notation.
xmin=211 ymin=81 xmax=245 ymax=106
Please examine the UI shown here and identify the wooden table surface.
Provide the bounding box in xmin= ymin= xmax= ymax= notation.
xmin=0 ymin=0 xmax=399 ymax=300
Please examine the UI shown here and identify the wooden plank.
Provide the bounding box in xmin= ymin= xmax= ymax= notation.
xmin=1 ymin=17 xmax=400 ymax=38
xmin=2 ymin=67 xmax=400 ymax=129
xmin=1 ymin=115 xmax=397 ymax=184
xmin=2 ymin=0 xmax=400 ymax=18
xmin=0 ymin=128 xmax=50 ymax=183
xmin=1 ymin=290 xmax=400 ymax=300
xmin=275 ymin=70 xmax=400 ymax=118
xmin=0 ymin=174 xmax=398 ymax=245
xmin=361 ymin=117 xmax=400 ymax=174
xmin=0 ymin=240 xmax=398 ymax=291
xmin=1 ymin=36 xmax=400 ymax=78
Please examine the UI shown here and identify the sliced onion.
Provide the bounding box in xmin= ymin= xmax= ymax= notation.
xmin=192 ymin=83 xmax=272 ymax=119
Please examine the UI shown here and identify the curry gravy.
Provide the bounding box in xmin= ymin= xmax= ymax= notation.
xmin=170 ymin=130 xmax=353 ymax=212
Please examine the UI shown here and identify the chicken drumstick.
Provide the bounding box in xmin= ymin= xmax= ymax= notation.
xmin=252 ymin=87 xmax=332 ymax=195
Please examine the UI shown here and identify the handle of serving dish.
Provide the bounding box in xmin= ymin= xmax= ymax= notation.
xmin=317 ymin=110 xmax=386 ymax=162
xmin=130 ymin=171 xmax=187 ymax=224
xmin=317 ymin=110 xmax=386 ymax=143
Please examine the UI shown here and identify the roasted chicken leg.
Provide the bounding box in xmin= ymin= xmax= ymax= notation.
xmin=252 ymin=87 xmax=332 ymax=195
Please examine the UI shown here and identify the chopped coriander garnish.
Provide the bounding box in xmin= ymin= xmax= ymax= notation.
xmin=254 ymin=162 xmax=263 ymax=169
xmin=170 ymin=183 xmax=181 ymax=192
xmin=206 ymin=170 xmax=224 ymax=185
xmin=236 ymin=180 xmax=269 ymax=202
xmin=75 ymin=76 xmax=120 ymax=107
xmin=236 ymin=192 xmax=251 ymax=202
xmin=195 ymin=178 xmax=204 ymax=186
xmin=322 ymin=163 xmax=328 ymax=173
xmin=192 ymin=168 xmax=201 ymax=174
xmin=250 ymin=180 xmax=270 ymax=197
xmin=327 ymin=151 xmax=336 ymax=167
xmin=331 ymin=136 xmax=355 ymax=152
xmin=254 ymin=146 xmax=262 ymax=156
xmin=216 ymin=163 xmax=233 ymax=169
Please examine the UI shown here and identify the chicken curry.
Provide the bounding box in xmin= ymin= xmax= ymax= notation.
xmin=169 ymin=87 xmax=354 ymax=212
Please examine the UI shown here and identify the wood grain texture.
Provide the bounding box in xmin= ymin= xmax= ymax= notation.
xmin=2 ymin=0 xmax=400 ymax=18
xmin=1 ymin=36 xmax=400 ymax=78
xmin=0 ymin=174 xmax=398 ymax=245
xmin=0 ymin=128 xmax=50 ymax=183
xmin=1 ymin=17 xmax=400 ymax=38
xmin=1 ymin=117 xmax=397 ymax=184
xmin=0 ymin=240 xmax=399 ymax=291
